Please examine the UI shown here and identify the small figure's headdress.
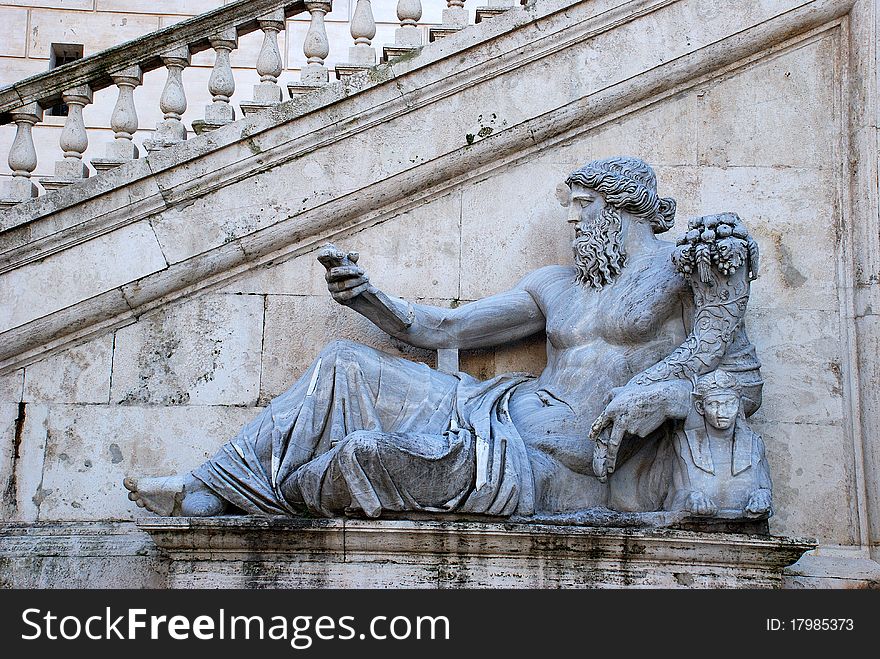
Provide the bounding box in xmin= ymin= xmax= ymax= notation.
xmin=693 ymin=369 xmax=742 ymax=400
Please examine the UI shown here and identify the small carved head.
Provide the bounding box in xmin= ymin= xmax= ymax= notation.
xmin=562 ymin=156 xmax=677 ymax=234
xmin=693 ymin=370 xmax=742 ymax=431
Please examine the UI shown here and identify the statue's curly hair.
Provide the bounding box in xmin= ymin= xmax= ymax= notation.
xmin=565 ymin=156 xmax=676 ymax=234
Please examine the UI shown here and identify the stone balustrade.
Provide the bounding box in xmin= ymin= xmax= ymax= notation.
xmin=0 ymin=0 xmax=523 ymax=210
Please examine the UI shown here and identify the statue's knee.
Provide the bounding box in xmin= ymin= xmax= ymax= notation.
xmin=337 ymin=430 xmax=381 ymax=455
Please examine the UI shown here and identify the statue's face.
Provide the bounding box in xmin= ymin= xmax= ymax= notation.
xmin=567 ymin=183 xmax=608 ymax=236
xmin=697 ymin=393 xmax=740 ymax=430
xmin=567 ymin=182 xmax=626 ymax=288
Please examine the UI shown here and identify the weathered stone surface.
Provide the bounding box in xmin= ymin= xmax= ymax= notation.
xmin=11 ymin=1 xmax=94 ymax=10
xmin=763 ymin=421 xmax=855 ymax=546
xmin=0 ymin=370 xmax=23 ymax=404
xmin=701 ymin=166 xmax=839 ymax=312
xmin=855 ymin=313 xmax=880 ymax=557
xmin=218 ymin=251 xmax=327 ymax=297
xmin=748 ymin=308 xmax=845 ymax=426
xmin=0 ymin=7 xmax=28 ymax=58
xmin=213 ymin=192 xmax=461 ymax=300
xmin=784 ymin=554 xmax=880 ymax=589
xmin=0 ymin=221 xmax=167 ymax=333
xmin=493 ymin=332 xmax=548 ymax=376
xmin=149 ymin=174 xmax=288 ymax=265
xmin=587 ymin=94 xmax=702 ymax=168
xmin=32 ymin=404 xmax=262 ymax=521
xmin=97 ymin=0 xmax=223 ymax=16
xmin=697 ymin=33 xmax=836 ymax=169
xmin=23 ymin=334 xmax=114 ymax=404
xmin=460 ymin=161 xmax=572 ymax=299
xmin=328 ymin=193 xmax=462 ymax=300
xmin=0 ymin=521 xmax=166 ymax=588
xmin=0 ymin=403 xmax=20 ymax=520
xmin=0 ymin=57 xmax=47 ymax=88
xmin=110 ymin=294 xmax=263 ymax=406
xmin=12 ymin=403 xmax=49 ymax=523
xmin=138 ymin=517 xmax=814 ymax=588
xmin=27 ymin=8 xmax=161 ymax=60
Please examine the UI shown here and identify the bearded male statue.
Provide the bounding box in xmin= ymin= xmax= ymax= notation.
xmin=125 ymin=156 xmax=764 ymax=519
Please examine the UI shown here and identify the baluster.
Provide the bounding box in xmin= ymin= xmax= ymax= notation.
xmin=475 ymin=0 xmax=516 ymax=23
xmin=144 ymin=46 xmax=191 ymax=152
xmin=430 ymin=0 xmax=469 ymax=42
xmin=384 ymin=0 xmax=423 ymax=62
xmin=92 ymin=66 xmax=143 ymax=172
xmin=336 ymin=0 xmax=377 ymax=79
xmin=0 ymin=102 xmax=43 ymax=208
xmin=193 ymin=28 xmax=239 ymax=135
xmin=289 ymin=1 xmax=332 ymax=96
xmin=241 ymin=9 xmax=285 ymax=116
xmin=41 ymin=85 xmax=93 ymax=191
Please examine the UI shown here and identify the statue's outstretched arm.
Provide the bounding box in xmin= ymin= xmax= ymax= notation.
xmin=592 ymin=215 xmax=761 ymax=479
xmin=318 ymin=244 xmax=546 ymax=350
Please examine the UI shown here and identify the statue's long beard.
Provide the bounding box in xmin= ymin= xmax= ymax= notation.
xmin=573 ymin=207 xmax=626 ymax=289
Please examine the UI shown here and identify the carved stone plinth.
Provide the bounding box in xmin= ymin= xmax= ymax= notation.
xmin=0 ymin=176 xmax=39 ymax=209
xmin=191 ymin=119 xmax=227 ymax=135
xmin=382 ymin=45 xmax=422 ymax=63
xmin=137 ymin=516 xmax=814 ymax=589
xmin=287 ymin=82 xmax=325 ymax=97
xmin=239 ymin=78 xmax=285 ymax=115
xmin=428 ymin=26 xmax=464 ymax=42
xmin=335 ymin=64 xmax=372 ymax=80
xmin=239 ymin=102 xmax=275 ymax=117
xmin=91 ymin=138 xmax=139 ymax=171
xmin=475 ymin=6 xmax=513 ymax=22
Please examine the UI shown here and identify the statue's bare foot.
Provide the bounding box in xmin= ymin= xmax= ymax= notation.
xmin=745 ymin=488 xmax=772 ymax=516
xmin=684 ymin=490 xmax=718 ymax=516
xmin=124 ymin=474 xmax=227 ymax=516
xmin=124 ymin=474 xmax=189 ymax=516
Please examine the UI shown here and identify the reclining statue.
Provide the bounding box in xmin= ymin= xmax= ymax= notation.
xmin=124 ymin=156 xmax=765 ymax=519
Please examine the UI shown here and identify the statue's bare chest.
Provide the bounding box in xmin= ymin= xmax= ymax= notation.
xmin=540 ymin=261 xmax=685 ymax=349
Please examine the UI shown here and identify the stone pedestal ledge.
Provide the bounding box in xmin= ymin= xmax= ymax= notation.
xmin=137 ymin=516 xmax=815 ymax=589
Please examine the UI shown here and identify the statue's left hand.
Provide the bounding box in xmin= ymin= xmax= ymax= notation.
xmin=318 ymin=243 xmax=373 ymax=303
xmin=590 ymin=380 xmax=692 ymax=481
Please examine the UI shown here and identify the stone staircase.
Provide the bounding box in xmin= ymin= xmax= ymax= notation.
xmin=0 ymin=0 xmax=522 ymax=209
